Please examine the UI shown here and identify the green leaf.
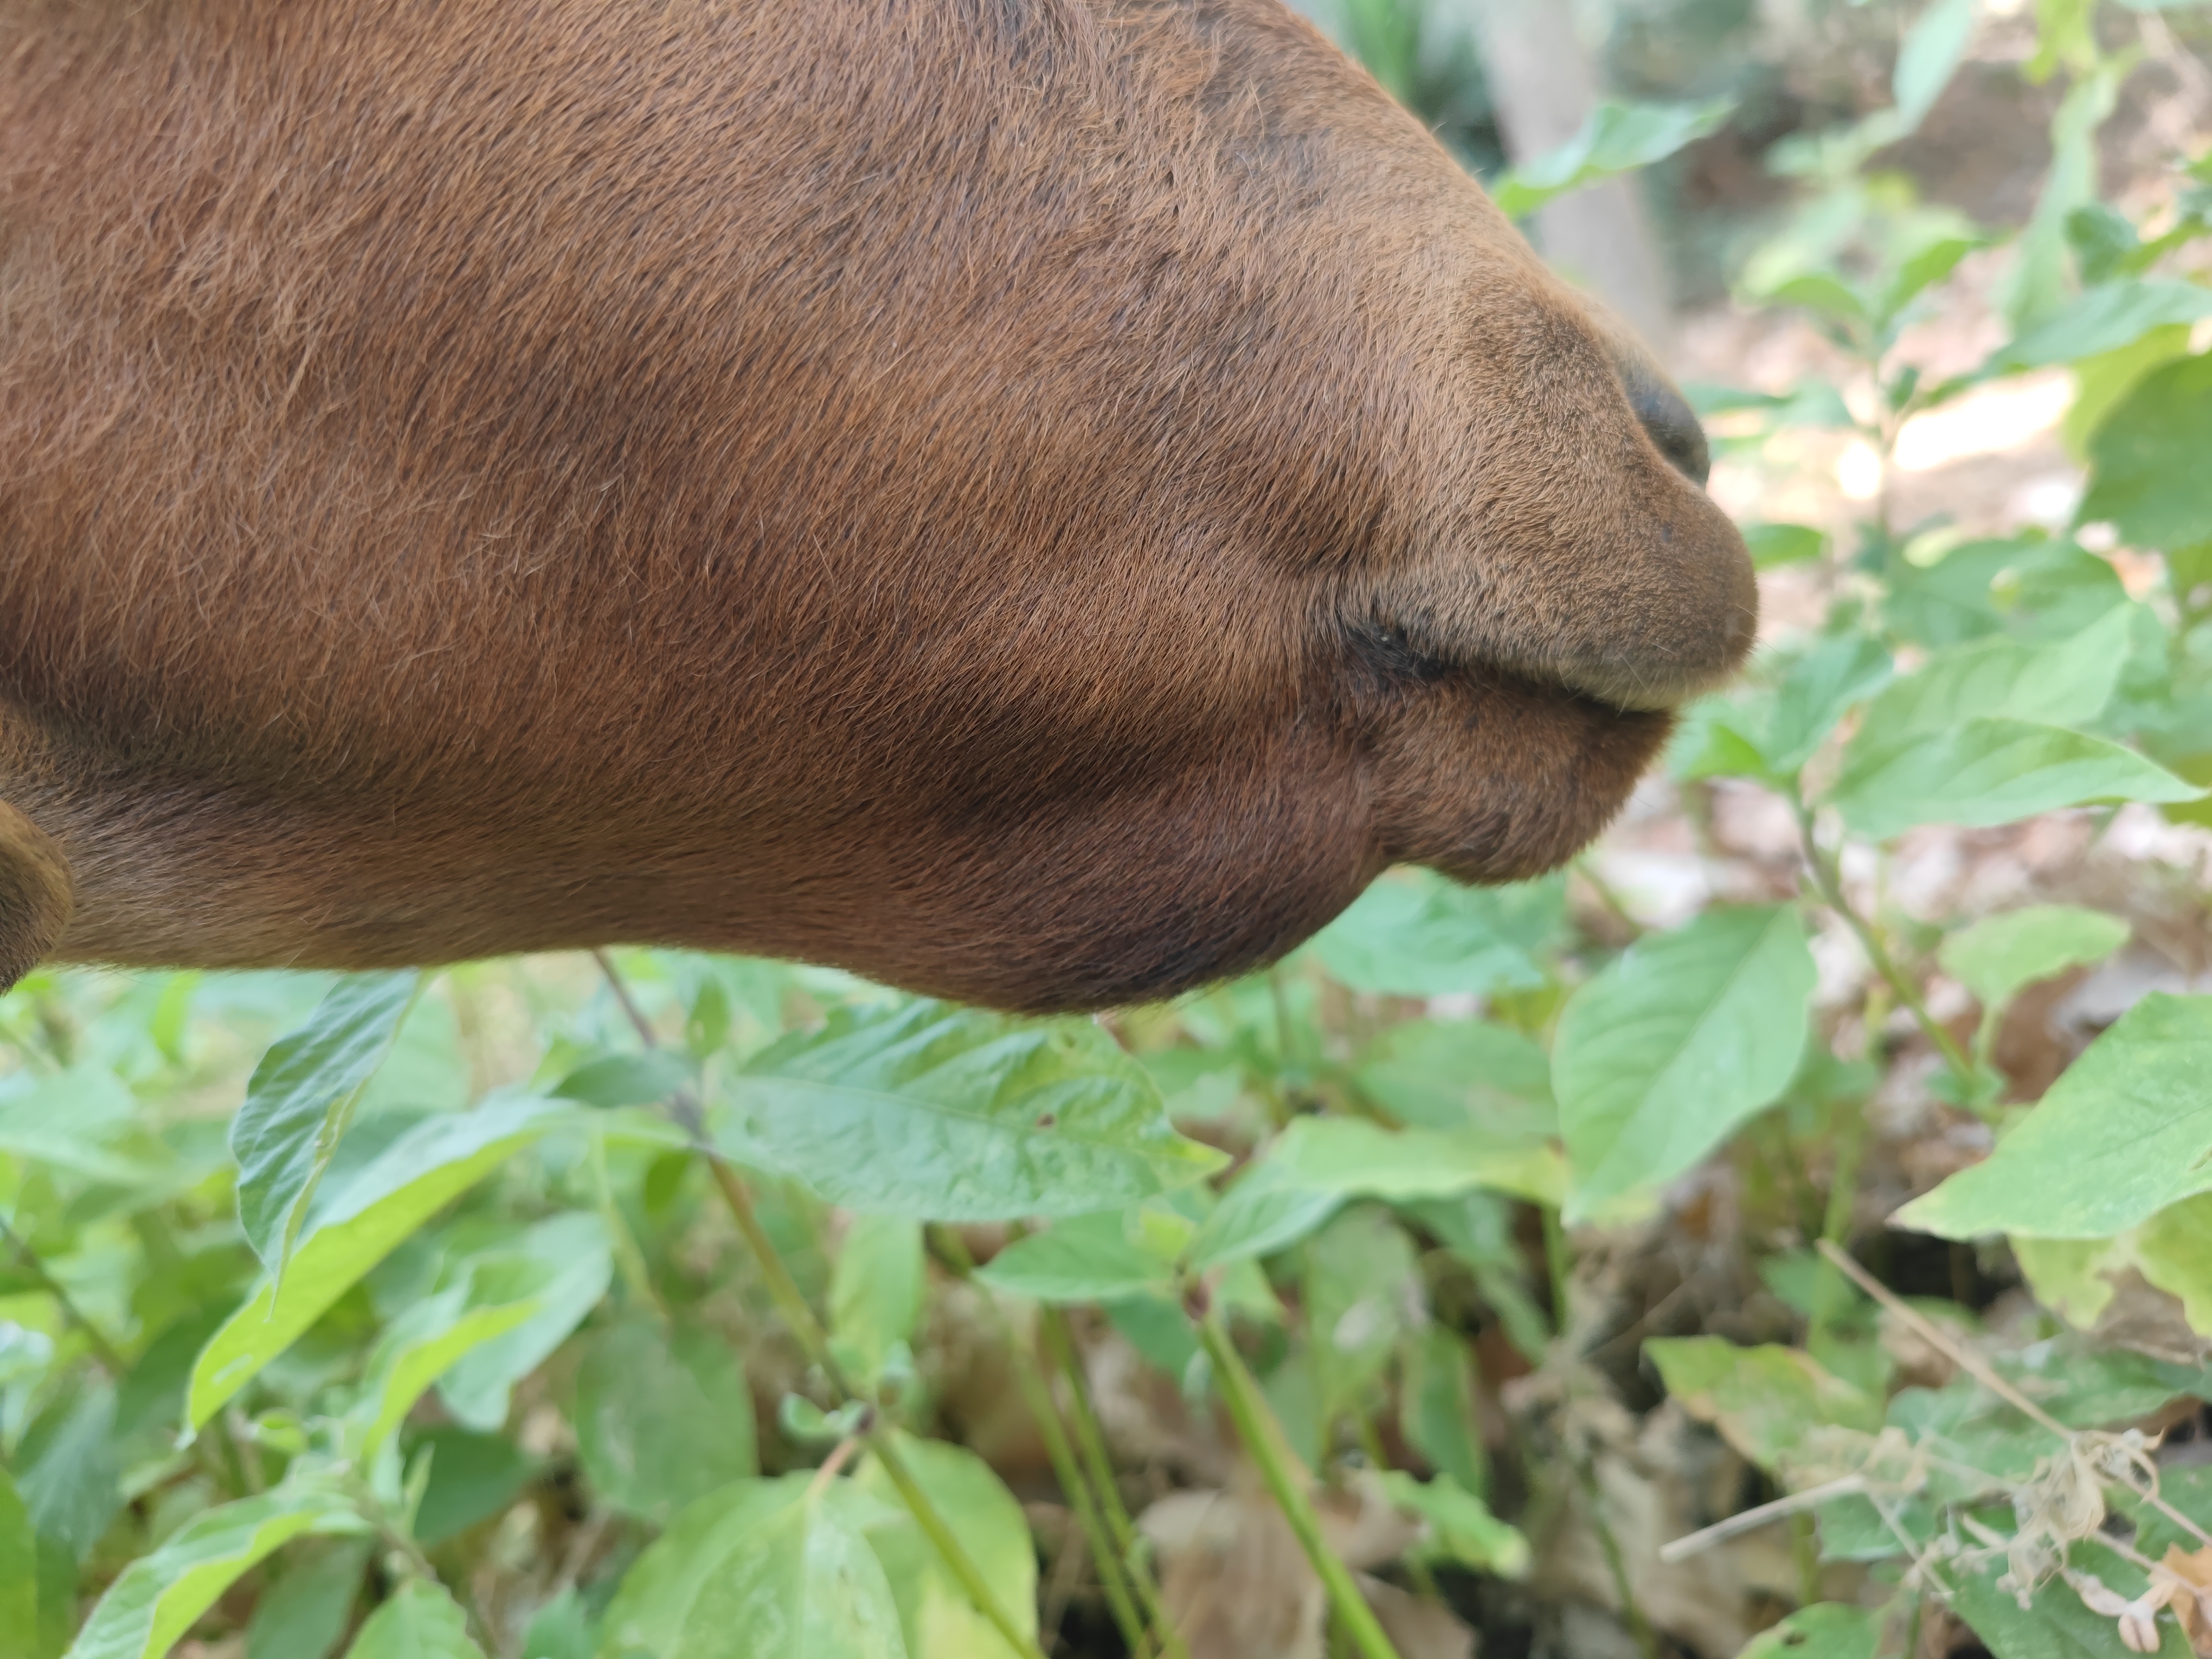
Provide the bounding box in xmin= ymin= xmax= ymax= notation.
xmin=344 ymin=1579 xmax=485 ymax=1659
xmin=1303 ymin=1207 xmax=1420 ymax=1418
xmin=1192 ymin=1113 xmax=1567 ymax=1271
xmin=1893 ymin=0 xmax=1978 ymax=131
xmin=1951 ymin=1540 xmax=2190 ymax=1658
xmin=1401 ymin=1330 xmax=1487 ymax=1499
xmin=231 ymin=972 xmax=421 ymax=1279
xmin=2083 ymin=351 xmax=2212 ymax=550
xmin=974 ymin=1212 xmax=1174 ymax=1304
xmin=1308 ymin=870 xmax=1561 ymax=998
xmin=575 ymin=1321 xmax=758 ymax=1523
xmin=1762 ymin=634 xmax=1897 ymax=777
xmin=407 ymin=1427 xmax=540 ymax=1547
xmin=854 ymin=1433 xmax=1038 ymax=1659
xmin=1555 ymin=906 xmax=1816 ymax=1221
xmin=1352 ymin=1018 xmax=1553 ymax=1138
xmin=1828 ymin=718 xmax=2201 ymax=840
xmin=1852 ymin=603 xmax=2134 ymax=745
xmin=0 ymin=1469 xmax=36 ymax=1659
xmin=1895 ymin=994 xmax=2212 ymax=1239
xmin=349 ymin=1275 xmax=542 ymax=1461
xmin=1490 ymin=98 xmax=1735 ymax=219
xmin=1742 ymin=523 xmax=1829 ymax=570
xmin=245 ymin=1538 xmax=371 ymax=1659
xmin=830 ymin=1215 xmax=927 ymax=1384
xmin=436 ymin=1213 xmax=613 ymax=1431
xmin=668 ymin=1484 xmax=909 ymax=1659
xmin=552 ymin=1051 xmax=698 ymax=1110
xmin=17 ymin=1383 xmax=120 ymax=1560
xmin=721 ymin=1000 xmax=1224 ymax=1221
xmin=1998 ymin=52 xmax=2127 ymax=332
xmin=1375 ymin=1471 xmax=1530 ymax=1579
xmin=1646 ymin=1339 xmax=1882 ymax=1477
xmin=64 ymin=1481 xmax=366 ymax=1659
xmin=521 ymin=1589 xmax=594 ymax=1659
xmin=189 ymin=1097 xmax=558 ymax=1430
xmin=1994 ymin=278 xmax=2212 ymax=371
xmin=1739 ymin=1604 xmax=1881 ymax=1659
xmin=1939 ymin=905 xmax=2130 ymax=1015
xmin=1884 ymin=535 xmax=2127 ymax=649
xmin=596 ymin=1477 xmax=813 ymax=1658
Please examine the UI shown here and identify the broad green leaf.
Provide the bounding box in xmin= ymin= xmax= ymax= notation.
xmin=2083 ymin=352 xmax=2212 ymax=550
xmin=596 ymin=1477 xmax=812 ymax=1658
xmin=1376 ymin=1471 xmax=1530 ymax=1579
xmin=438 ymin=1213 xmax=613 ymax=1431
xmin=1647 ymin=1338 xmax=1881 ymax=1476
xmin=855 ymin=1433 xmax=1037 ymax=1659
xmin=1490 ymin=98 xmax=1734 ymax=219
xmin=668 ymin=1484 xmax=908 ymax=1659
xmin=1885 ymin=535 xmax=2127 ymax=649
xmin=552 ymin=1050 xmax=698 ymax=1110
xmin=1828 ymin=718 xmax=2201 ymax=840
xmin=721 ymin=1000 xmax=1223 ymax=1220
xmin=1304 ymin=1206 xmax=1422 ymax=1417
xmin=575 ymin=1321 xmax=757 ymax=1523
xmin=231 ymin=971 xmax=421 ymax=1278
xmin=1893 ymin=0 xmax=1978 ymax=130
xmin=1352 ymin=1018 xmax=1553 ymax=1138
xmin=2067 ymin=323 xmax=2195 ymax=456
xmin=408 ymin=1427 xmax=540 ymax=1547
xmin=64 ymin=1482 xmax=365 ymax=1659
xmin=349 ymin=1277 xmax=541 ymax=1461
xmin=1308 ymin=869 xmax=1561 ymax=998
xmin=1851 ymin=603 xmax=2134 ymax=745
xmin=0 ymin=1468 xmax=35 ymax=1659
xmin=1739 ymin=1604 xmax=1881 ymax=1659
xmin=1939 ymin=905 xmax=2130 ymax=1014
xmin=344 ymin=1579 xmax=485 ymax=1659
xmin=2137 ymin=1194 xmax=2212 ymax=1335
xmin=0 ymin=1066 xmax=167 ymax=1188
xmin=1762 ymin=633 xmax=1896 ymax=777
xmin=830 ymin=1215 xmax=927 ymax=1384
xmin=1894 ymin=994 xmax=2212 ymax=1239
xmin=1191 ymin=1113 xmax=1566 ymax=1270
xmin=189 ymin=1097 xmax=557 ymax=1429
xmin=245 ymin=1538 xmax=371 ymax=1659
xmin=1951 ymin=1540 xmax=2192 ymax=1658
xmin=1401 ymin=1330 xmax=1487 ymax=1498
xmin=974 ymin=1212 xmax=1173 ymax=1304
xmin=17 ymin=1383 xmax=120 ymax=1560
xmin=1742 ymin=523 xmax=1828 ymax=570
xmin=1994 ymin=278 xmax=2212 ymax=371
xmin=1998 ymin=53 xmax=2125 ymax=332
xmin=1555 ymin=906 xmax=1815 ymax=1221
xmin=521 ymin=1589 xmax=594 ymax=1659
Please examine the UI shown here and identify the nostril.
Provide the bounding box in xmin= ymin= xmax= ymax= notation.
xmin=1609 ymin=350 xmax=1713 ymax=486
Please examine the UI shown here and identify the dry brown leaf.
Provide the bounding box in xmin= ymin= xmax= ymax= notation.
xmin=1141 ymin=1482 xmax=1327 ymax=1659
xmin=2161 ymin=1545 xmax=2212 ymax=1657
xmin=1360 ymin=1574 xmax=1478 ymax=1659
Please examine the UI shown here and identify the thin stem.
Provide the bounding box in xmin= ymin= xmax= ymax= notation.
xmin=1542 ymin=1205 xmax=1573 ymax=1341
xmin=1194 ymin=1310 xmax=1405 ymax=1659
xmin=1816 ymin=1242 xmax=2071 ymax=1441
xmin=1039 ymin=1309 xmax=1192 ymax=1659
xmin=1574 ymin=1451 xmax=1663 ymax=1659
xmin=1806 ymin=1098 xmax=1868 ymax=1355
xmin=1792 ymin=798 xmax=1976 ymax=1089
xmin=0 ymin=1208 xmax=126 ymax=1372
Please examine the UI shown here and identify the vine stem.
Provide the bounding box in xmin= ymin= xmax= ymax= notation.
xmin=928 ymin=1228 xmax=1160 ymax=1658
xmin=1791 ymin=798 xmax=1977 ymax=1089
xmin=1193 ymin=1308 xmax=1406 ymax=1659
xmin=0 ymin=1207 xmax=126 ymax=1372
xmin=593 ymin=954 xmax=1049 ymax=1659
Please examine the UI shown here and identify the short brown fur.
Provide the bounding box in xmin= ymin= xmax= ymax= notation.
xmin=0 ymin=0 xmax=1754 ymax=1012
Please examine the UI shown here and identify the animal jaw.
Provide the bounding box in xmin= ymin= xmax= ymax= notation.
xmin=0 ymin=0 xmax=1754 ymax=1013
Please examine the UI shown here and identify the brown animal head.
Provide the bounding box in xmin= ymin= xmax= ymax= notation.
xmin=0 ymin=0 xmax=1754 ymax=1012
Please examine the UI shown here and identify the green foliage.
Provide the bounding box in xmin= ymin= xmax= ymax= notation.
xmin=12 ymin=9 xmax=2212 ymax=1659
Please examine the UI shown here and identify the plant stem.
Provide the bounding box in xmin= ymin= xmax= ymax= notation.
xmin=1193 ymin=1309 xmax=1405 ymax=1659
xmin=594 ymin=953 xmax=1048 ymax=1659
xmin=0 ymin=1207 xmax=126 ymax=1372
xmin=1806 ymin=1097 xmax=1868 ymax=1356
xmin=1038 ymin=1309 xmax=1192 ymax=1659
xmin=1542 ymin=1205 xmax=1573 ymax=1341
xmin=1574 ymin=1451 xmax=1663 ymax=1659
xmin=1792 ymin=798 xmax=1976 ymax=1089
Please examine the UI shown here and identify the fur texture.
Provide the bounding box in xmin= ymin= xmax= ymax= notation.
xmin=0 ymin=0 xmax=1755 ymax=1011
